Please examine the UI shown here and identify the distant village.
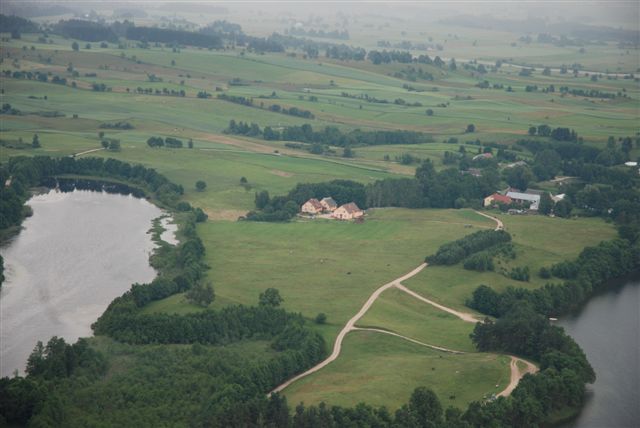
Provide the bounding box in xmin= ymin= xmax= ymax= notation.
xmin=300 ymin=197 xmax=365 ymax=220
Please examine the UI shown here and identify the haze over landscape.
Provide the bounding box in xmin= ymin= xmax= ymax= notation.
xmin=0 ymin=1 xmax=638 ymax=427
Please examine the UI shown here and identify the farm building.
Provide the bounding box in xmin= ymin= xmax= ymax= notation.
xmin=472 ymin=152 xmax=493 ymax=161
xmin=332 ymin=202 xmax=364 ymax=220
xmin=301 ymin=198 xmax=324 ymax=215
xmin=320 ymin=197 xmax=338 ymax=212
xmin=506 ymin=191 xmax=540 ymax=210
xmin=484 ymin=193 xmax=513 ymax=207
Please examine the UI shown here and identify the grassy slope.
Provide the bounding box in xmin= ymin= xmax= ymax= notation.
xmin=358 ymin=287 xmax=477 ymax=352
xmin=144 ymin=209 xmax=495 ymax=343
xmin=283 ymin=330 xmax=510 ymax=411
xmin=404 ymin=213 xmax=617 ymax=311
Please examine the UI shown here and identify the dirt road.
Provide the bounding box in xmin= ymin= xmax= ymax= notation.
xmin=270 ymin=263 xmax=427 ymax=394
xmin=271 ymin=209 xmax=537 ymax=397
xmin=352 ymin=327 xmax=465 ymax=354
xmin=395 ymin=283 xmax=480 ymax=323
xmin=72 ymin=148 xmax=104 ymax=157
xmin=498 ymin=357 xmax=539 ymax=397
xmin=474 ymin=210 xmax=504 ymax=230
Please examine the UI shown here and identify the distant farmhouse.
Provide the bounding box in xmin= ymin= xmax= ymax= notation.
xmin=301 ymin=198 xmax=324 ymax=215
xmin=483 ymin=193 xmax=512 ymax=207
xmin=320 ymin=197 xmax=337 ymax=212
xmin=300 ymin=197 xmax=364 ymax=220
xmin=484 ymin=188 xmax=548 ymax=211
xmin=332 ymin=202 xmax=364 ymax=220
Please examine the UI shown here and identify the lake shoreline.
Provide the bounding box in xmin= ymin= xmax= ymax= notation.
xmin=0 ymin=188 xmax=167 ymax=376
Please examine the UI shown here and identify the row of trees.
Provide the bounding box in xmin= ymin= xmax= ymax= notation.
xmin=146 ymin=136 xmax=189 ymax=148
xmin=426 ymin=229 xmax=512 ymax=265
xmin=526 ymin=125 xmax=578 ymax=142
xmin=226 ymin=120 xmax=432 ymax=147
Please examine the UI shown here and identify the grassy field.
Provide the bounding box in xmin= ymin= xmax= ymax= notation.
xmin=404 ymin=213 xmax=617 ymax=311
xmin=144 ymin=208 xmax=496 ymax=343
xmin=283 ymin=330 xmax=510 ymax=410
xmin=1 ymin=15 xmax=636 ymax=414
xmin=358 ymin=287 xmax=477 ymax=352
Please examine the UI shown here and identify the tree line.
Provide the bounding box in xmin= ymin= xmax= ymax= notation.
xmin=216 ymin=95 xmax=315 ymax=119
xmin=226 ymin=120 xmax=432 ymax=147
xmin=426 ymin=229 xmax=512 ymax=265
xmin=0 ymin=156 xmax=185 ymax=237
xmin=367 ymin=159 xmax=500 ymax=209
xmin=468 ymin=239 xmax=640 ymax=318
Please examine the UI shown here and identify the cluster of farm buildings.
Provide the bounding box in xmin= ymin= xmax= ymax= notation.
xmin=484 ymin=187 xmax=564 ymax=212
xmin=300 ymin=197 xmax=364 ymax=220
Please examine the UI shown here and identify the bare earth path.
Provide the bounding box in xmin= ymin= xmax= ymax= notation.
xmin=395 ymin=283 xmax=480 ymax=323
xmin=72 ymin=147 xmax=105 ymax=157
xmin=498 ymin=357 xmax=539 ymax=397
xmin=270 ymin=263 xmax=427 ymax=393
xmin=272 ymin=210 xmax=536 ymax=397
xmin=352 ymin=327 xmax=465 ymax=354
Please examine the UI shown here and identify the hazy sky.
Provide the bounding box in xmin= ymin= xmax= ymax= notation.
xmin=4 ymin=0 xmax=639 ymax=30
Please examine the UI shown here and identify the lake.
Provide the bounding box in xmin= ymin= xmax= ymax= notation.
xmin=0 ymin=189 xmax=168 ymax=377
xmin=559 ymin=280 xmax=640 ymax=428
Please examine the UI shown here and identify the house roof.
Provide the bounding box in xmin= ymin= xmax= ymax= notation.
xmin=524 ymin=188 xmax=544 ymax=196
xmin=304 ymin=198 xmax=323 ymax=210
xmin=321 ymin=197 xmax=337 ymax=207
xmin=490 ymin=193 xmax=512 ymax=204
xmin=472 ymin=152 xmax=493 ymax=161
xmin=339 ymin=202 xmax=362 ymax=213
xmin=506 ymin=191 xmax=540 ymax=202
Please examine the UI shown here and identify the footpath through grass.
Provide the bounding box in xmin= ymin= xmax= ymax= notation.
xmin=283 ymin=330 xmax=510 ymax=411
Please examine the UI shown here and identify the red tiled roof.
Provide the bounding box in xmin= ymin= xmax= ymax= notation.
xmin=491 ymin=193 xmax=512 ymax=204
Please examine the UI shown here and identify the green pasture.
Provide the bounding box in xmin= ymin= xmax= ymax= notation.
xmin=358 ymin=287 xmax=477 ymax=352
xmin=404 ymin=213 xmax=617 ymax=312
xmin=144 ymin=209 xmax=495 ymax=343
xmin=283 ymin=330 xmax=510 ymax=410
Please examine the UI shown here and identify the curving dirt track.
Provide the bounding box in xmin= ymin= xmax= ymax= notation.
xmin=271 ymin=210 xmax=535 ymax=397
xmin=498 ymin=357 xmax=539 ymax=397
xmin=352 ymin=327 xmax=465 ymax=354
xmin=270 ymin=263 xmax=427 ymax=394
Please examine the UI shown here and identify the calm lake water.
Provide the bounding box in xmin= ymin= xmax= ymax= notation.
xmin=559 ymin=280 xmax=640 ymax=428
xmin=0 ymin=189 xmax=165 ymax=377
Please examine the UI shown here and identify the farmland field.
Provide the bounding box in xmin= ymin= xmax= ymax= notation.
xmin=0 ymin=3 xmax=638 ymax=425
